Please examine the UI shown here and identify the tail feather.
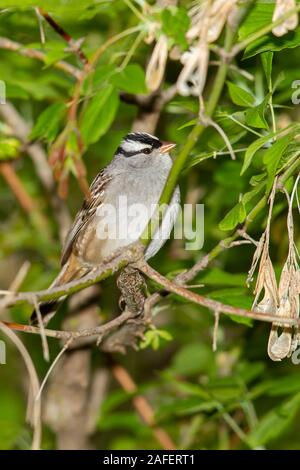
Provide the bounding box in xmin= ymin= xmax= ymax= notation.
xmin=30 ymin=254 xmax=89 ymax=326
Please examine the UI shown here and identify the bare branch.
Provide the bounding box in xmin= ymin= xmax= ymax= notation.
xmin=0 ymin=243 xmax=144 ymax=306
xmin=37 ymin=8 xmax=88 ymax=65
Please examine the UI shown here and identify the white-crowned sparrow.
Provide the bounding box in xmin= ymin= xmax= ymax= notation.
xmin=31 ymin=132 xmax=180 ymax=324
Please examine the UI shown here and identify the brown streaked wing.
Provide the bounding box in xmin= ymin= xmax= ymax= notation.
xmin=61 ymin=170 xmax=112 ymax=266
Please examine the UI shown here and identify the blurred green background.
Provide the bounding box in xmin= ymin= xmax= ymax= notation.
xmin=0 ymin=0 xmax=300 ymax=450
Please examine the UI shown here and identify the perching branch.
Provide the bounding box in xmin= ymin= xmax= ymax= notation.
xmin=0 ymin=243 xmax=144 ymax=308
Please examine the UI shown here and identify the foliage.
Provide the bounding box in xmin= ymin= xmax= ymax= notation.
xmin=0 ymin=0 xmax=300 ymax=451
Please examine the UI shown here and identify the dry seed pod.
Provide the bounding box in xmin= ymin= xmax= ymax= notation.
xmin=296 ymin=269 xmax=300 ymax=294
xmin=246 ymin=233 xmax=266 ymax=287
xmin=268 ymin=326 xmax=293 ymax=361
xmin=145 ymin=35 xmax=168 ymax=91
xmin=187 ymin=0 xmax=236 ymax=43
xmin=169 ymin=45 xmax=181 ymax=60
xmin=254 ymin=286 xmax=277 ymax=314
xmin=177 ymin=45 xmax=209 ymax=96
xmin=252 ymin=255 xmax=278 ymax=313
xmin=272 ymin=0 xmax=298 ymax=37
xmin=187 ymin=1 xmax=208 ymax=41
xmin=267 ymin=261 xmax=298 ymax=361
xmin=207 ymin=0 xmax=237 ymax=43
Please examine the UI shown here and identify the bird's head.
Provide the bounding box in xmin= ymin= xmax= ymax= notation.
xmin=115 ymin=132 xmax=176 ymax=167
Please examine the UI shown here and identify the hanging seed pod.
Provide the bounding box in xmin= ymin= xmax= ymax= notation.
xmin=247 ymin=233 xmax=266 ymax=287
xmin=187 ymin=1 xmax=207 ymax=41
xmin=254 ymin=286 xmax=276 ymax=314
xmin=267 ymin=260 xmax=298 ymax=360
xmin=146 ymin=35 xmax=168 ymax=91
xmin=296 ymin=269 xmax=300 ymax=294
xmin=272 ymin=0 xmax=298 ymax=37
xmin=253 ymin=256 xmax=278 ymax=314
xmin=177 ymin=47 xmax=200 ymax=96
xmin=177 ymin=6 xmax=210 ymax=97
xmin=268 ymin=325 xmax=293 ymax=361
xmin=187 ymin=0 xmax=237 ymax=43
xmin=207 ymin=0 xmax=237 ymax=43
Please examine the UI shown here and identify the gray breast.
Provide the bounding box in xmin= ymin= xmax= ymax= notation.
xmin=94 ymin=157 xmax=180 ymax=260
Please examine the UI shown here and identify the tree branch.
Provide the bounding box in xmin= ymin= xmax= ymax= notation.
xmin=0 ymin=243 xmax=144 ymax=308
xmin=37 ymin=8 xmax=88 ymax=65
xmin=136 ymin=260 xmax=300 ymax=327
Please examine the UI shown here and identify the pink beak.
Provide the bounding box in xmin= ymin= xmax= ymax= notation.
xmin=160 ymin=141 xmax=176 ymax=154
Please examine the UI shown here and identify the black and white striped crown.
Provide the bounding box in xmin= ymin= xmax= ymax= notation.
xmin=117 ymin=132 xmax=162 ymax=157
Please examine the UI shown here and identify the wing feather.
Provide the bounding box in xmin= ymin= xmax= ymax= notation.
xmin=61 ymin=170 xmax=112 ymax=265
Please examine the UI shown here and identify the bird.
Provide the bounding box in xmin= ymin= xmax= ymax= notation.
xmin=30 ymin=132 xmax=180 ymax=326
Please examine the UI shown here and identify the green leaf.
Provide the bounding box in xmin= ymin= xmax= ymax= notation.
xmin=209 ymin=288 xmax=253 ymax=326
xmin=161 ymin=6 xmax=190 ymax=49
xmin=227 ymin=313 xmax=253 ymax=327
xmin=219 ymin=201 xmax=246 ymax=231
xmin=248 ymin=393 xmax=300 ymax=447
xmin=80 ymin=85 xmax=119 ymax=145
xmin=90 ymin=65 xmax=116 ymax=90
xmin=199 ymin=268 xmax=246 ymax=287
xmin=267 ymin=375 xmax=300 ymax=397
xmin=227 ymin=82 xmax=255 ymax=107
xmin=157 ymin=397 xmax=219 ymax=419
xmin=261 ymin=51 xmax=273 ymax=91
xmin=244 ymin=26 xmax=300 ymax=59
xmin=139 ymin=328 xmax=172 ymax=351
xmin=263 ymin=133 xmax=294 ymax=192
xmin=98 ymin=411 xmax=143 ymax=432
xmin=0 ymin=388 xmax=24 ymax=450
xmin=170 ymin=343 xmax=215 ymax=376
xmin=111 ymin=64 xmax=147 ymax=94
xmin=42 ymin=41 xmax=70 ymax=67
xmin=0 ymin=138 xmax=20 ymax=160
xmin=242 ymin=180 xmax=266 ymax=205
xmin=238 ymin=2 xmax=273 ymax=39
xmin=240 ymin=125 xmax=297 ymax=175
xmin=245 ymin=96 xmax=269 ymax=130
xmin=177 ymin=118 xmax=197 ymax=131
xmin=30 ymin=103 xmax=66 ymax=142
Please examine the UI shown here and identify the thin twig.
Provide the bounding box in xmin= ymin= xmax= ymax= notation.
xmin=37 ymin=8 xmax=88 ymax=65
xmin=35 ymin=337 xmax=74 ymax=402
xmin=213 ymin=310 xmax=220 ymax=352
xmin=32 ymin=296 xmax=50 ymax=362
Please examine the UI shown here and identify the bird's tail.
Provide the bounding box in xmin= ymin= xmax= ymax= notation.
xmin=30 ymin=254 xmax=89 ymax=326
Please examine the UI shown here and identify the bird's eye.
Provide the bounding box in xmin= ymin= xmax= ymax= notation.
xmin=143 ymin=148 xmax=151 ymax=155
